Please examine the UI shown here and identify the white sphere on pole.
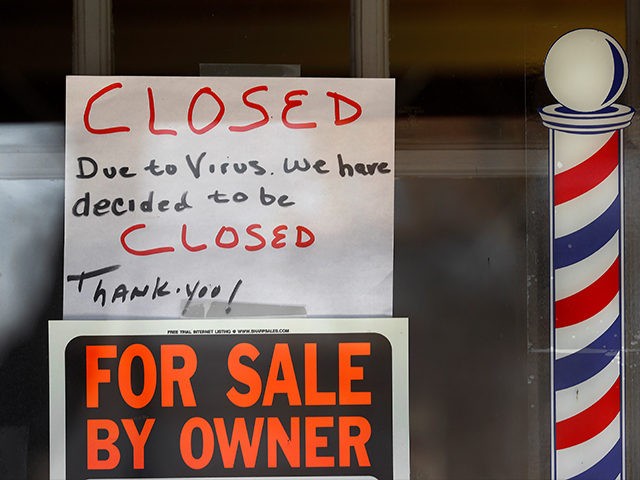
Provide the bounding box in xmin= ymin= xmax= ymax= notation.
xmin=544 ymin=29 xmax=628 ymax=112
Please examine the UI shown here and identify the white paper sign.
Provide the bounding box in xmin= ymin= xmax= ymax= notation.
xmin=64 ymin=76 xmax=395 ymax=318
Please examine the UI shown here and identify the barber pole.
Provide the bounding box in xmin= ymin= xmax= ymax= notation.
xmin=540 ymin=29 xmax=634 ymax=479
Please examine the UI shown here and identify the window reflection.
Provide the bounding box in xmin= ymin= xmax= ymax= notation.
xmin=390 ymin=0 xmax=626 ymax=147
xmin=0 ymin=2 xmax=71 ymax=122
xmin=112 ymin=0 xmax=350 ymax=76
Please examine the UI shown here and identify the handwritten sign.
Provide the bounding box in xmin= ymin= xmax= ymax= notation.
xmin=49 ymin=318 xmax=409 ymax=479
xmin=64 ymin=76 xmax=395 ymax=318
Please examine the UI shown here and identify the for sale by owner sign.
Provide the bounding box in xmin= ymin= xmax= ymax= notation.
xmin=49 ymin=318 xmax=409 ymax=479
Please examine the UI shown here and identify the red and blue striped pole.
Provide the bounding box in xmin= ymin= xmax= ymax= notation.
xmin=540 ymin=29 xmax=634 ymax=479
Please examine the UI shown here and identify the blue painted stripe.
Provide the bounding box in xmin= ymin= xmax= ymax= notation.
xmin=543 ymin=119 xmax=632 ymax=132
xmin=603 ymin=40 xmax=625 ymax=107
xmin=539 ymin=104 xmax=632 ymax=119
xmin=554 ymin=196 xmax=620 ymax=269
xmin=568 ymin=437 xmax=622 ymax=480
xmin=555 ymin=105 xmax=618 ymax=115
xmin=555 ymin=316 xmax=621 ymax=391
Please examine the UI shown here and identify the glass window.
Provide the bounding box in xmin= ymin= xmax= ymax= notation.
xmin=0 ymin=1 xmax=71 ymax=122
xmin=391 ymin=0 xmax=626 ymax=147
xmin=112 ymin=0 xmax=351 ymax=76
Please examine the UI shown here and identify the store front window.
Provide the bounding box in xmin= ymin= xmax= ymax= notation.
xmin=0 ymin=1 xmax=636 ymax=478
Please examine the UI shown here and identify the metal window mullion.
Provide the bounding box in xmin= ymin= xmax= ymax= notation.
xmin=351 ymin=0 xmax=389 ymax=78
xmin=73 ymin=0 xmax=113 ymax=75
xmin=625 ymin=0 xmax=640 ymax=147
xmin=624 ymin=2 xmax=640 ymax=479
